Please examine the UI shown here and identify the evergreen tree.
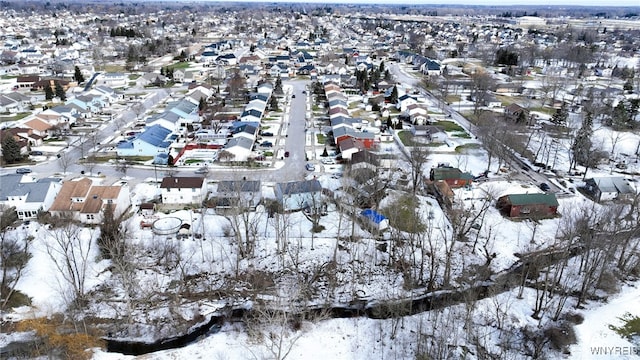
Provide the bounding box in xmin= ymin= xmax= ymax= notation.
xmin=551 ymin=102 xmax=569 ymax=126
xmin=610 ymin=101 xmax=630 ymax=130
xmin=572 ymin=112 xmax=594 ymax=168
xmin=1 ymin=136 xmax=22 ymax=164
xmin=269 ymin=95 xmax=279 ymax=111
xmin=390 ymin=85 xmax=399 ymax=104
xmin=386 ymin=116 xmax=393 ymax=128
xmin=274 ymin=76 xmax=283 ymax=94
xmin=321 ymin=147 xmax=328 ymax=157
xmin=54 ymin=82 xmax=66 ymax=101
xmin=44 ymin=83 xmax=54 ymax=100
xmin=73 ymin=66 xmax=85 ymax=83
xmin=198 ymin=97 xmax=206 ymax=112
xmin=379 ymin=60 xmax=385 ymax=75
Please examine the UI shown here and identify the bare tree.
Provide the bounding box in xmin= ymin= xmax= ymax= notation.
xmin=58 ymin=151 xmax=72 ymax=174
xmin=245 ymin=292 xmax=326 ymax=360
xmin=409 ymin=147 xmax=430 ymax=194
xmin=45 ymin=214 xmax=96 ymax=308
xmin=470 ymin=71 xmax=494 ymax=115
xmin=0 ymin=207 xmax=32 ymax=310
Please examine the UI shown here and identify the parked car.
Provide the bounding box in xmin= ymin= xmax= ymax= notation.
xmin=261 ymin=132 xmax=274 ymax=137
xmin=29 ymin=151 xmax=43 ymax=156
xmin=16 ymin=168 xmax=32 ymax=174
xmin=261 ymin=141 xmax=273 ymax=148
xmin=284 ymin=151 xmax=290 ymax=158
xmin=305 ymin=163 xmax=315 ymax=171
xmin=321 ymin=158 xmax=336 ymax=165
xmin=292 ymin=94 xmax=296 ymax=98
xmin=539 ymin=182 xmax=551 ymax=191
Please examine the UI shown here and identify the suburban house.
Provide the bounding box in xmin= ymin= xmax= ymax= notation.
xmin=222 ymin=136 xmax=254 ymax=161
xmin=99 ymin=72 xmax=128 ymax=87
xmin=405 ymin=104 xmax=429 ymax=125
xmin=159 ymin=177 xmax=207 ymax=206
xmin=429 ymin=166 xmax=474 ymax=188
xmin=583 ymin=177 xmax=635 ymax=202
xmin=116 ymin=124 xmax=173 ymax=157
xmin=49 ymin=178 xmax=131 ymax=224
xmin=0 ymin=174 xmax=62 ymax=220
xmin=496 ymin=193 xmax=559 ymax=218
xmin=275 ymin=180 xmax=322 ymax=212
xmin=338 ymin=137 xmax=365 ymax=161
xmin=411 ymin=125 xmax=448 ymax=143
xmin=215 ymin=180 xmax=261 ymax=210
xmin=334 ymin=127 xmax=376 ymax=150
xmin=504 ymin=103 xmax=531 ymax=123
xmin=397 ymin=94 xmax=418 ymax=112
xmin=360 ymin=209 xmax=389 ymax=231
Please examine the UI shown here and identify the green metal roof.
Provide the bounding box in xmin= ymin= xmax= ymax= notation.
xmin=507 ymin=193 xmax=559 ymax=207
xmin=431 ymin=167 xmax=474 ymax=181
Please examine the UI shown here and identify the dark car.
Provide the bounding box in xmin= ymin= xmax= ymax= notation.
xmin=261 ymin=141 xmax=273 ymax=148
xmin=284 ymin=151 xmax=290 ymax=158
xmin=16 ymin=168 xmax=32 ymax=174
xmin=292 ymin=94 xmax=296 ymax=98
xmin=539 ymin=183 xmax=551 ymax=191
xmin=261 ymin=132 xmax=274 ymax=137
xmin=30 ymin=151 xmax=43 ymax=156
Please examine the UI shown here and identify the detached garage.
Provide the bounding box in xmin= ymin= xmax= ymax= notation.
xmin=496 ymin=193 xmax=559 ymax=219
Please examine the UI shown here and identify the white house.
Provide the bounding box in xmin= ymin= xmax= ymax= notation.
xmin=49 ymin=178 xmax=131 ymax=224
xmin=0 ymin=174 xmax=62 ymax=220
xmin=160 ymin=177 xmax=207 ymax=205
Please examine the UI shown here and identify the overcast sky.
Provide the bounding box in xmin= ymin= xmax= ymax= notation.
xmin=214 ymin=0 xmax=640 ymax=7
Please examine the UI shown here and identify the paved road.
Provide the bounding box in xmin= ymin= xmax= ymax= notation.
xmin=3 ymin=80 xmax=315 ymax=187
xmin=388 ymin=63 xmax=564 ymax=192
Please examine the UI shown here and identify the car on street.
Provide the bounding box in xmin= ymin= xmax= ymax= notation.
xmin=16 ymin=168 xmax=32 ymax=174
xmin=305 ymin=163 xmax=315 ymax=171
xmin=321 ymin=158 xmax=336 ymax=165
xmin=29 ymin=151 xmax=43 ymax=156
xmin=261 ymin=132 xmax=274 ymax=137
xmin=261 ymin=141 xmax=273 ymax=148
xmin=292 ymin=94 xmax=296 ymax=98
xmin=539 ymin=182 xmax=551 ymax=191
xmin=284 ymin=151 xmax=290 ymax=158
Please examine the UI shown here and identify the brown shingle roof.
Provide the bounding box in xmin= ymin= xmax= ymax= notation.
xmin=160 ymin=177 xmax=204 ymax=189
xmin=25 ymin=118 xmax=52 ymax=132
xmin=49 ymin=178 xmax=92 ymax=212
xmin=80 ymin=186 xmax=121 ymax=214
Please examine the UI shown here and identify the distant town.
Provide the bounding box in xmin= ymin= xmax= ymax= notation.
xmin=0 ymin=1 xmax=639 ymax=359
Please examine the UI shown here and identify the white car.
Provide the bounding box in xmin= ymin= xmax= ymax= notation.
xmin=321 ymin=158 xmax=336 ymax=165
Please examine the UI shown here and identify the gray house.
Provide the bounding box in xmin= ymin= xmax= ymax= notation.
xmin=584 ymin=177 xmax=635 ymax=202
xmin=275 ymin=180 xmax=322 ymax=211
xmin=215 ymin=180 xmax=261 ymax=210
xmin=0 ymin=174 xmax=62 ymax=220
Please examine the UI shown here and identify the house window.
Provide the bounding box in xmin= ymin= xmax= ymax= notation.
xmin=520 ymin=207 xmax=531 ymax=214
xmin=107 ymin=199 xmax=113 ymax=204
